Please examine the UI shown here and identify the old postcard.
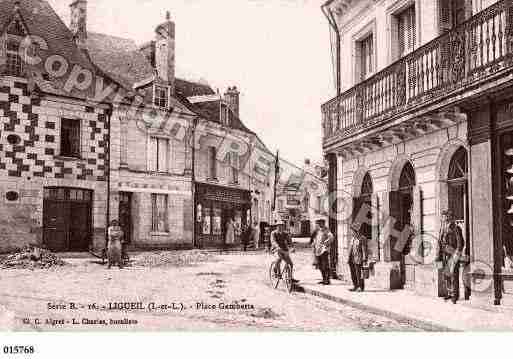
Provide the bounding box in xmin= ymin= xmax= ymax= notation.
xmin=1 ymin=1 xmax=513 ymax=351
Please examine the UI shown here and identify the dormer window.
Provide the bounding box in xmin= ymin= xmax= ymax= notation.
xmin=154 ymin=85 xmax=169 ymax=109
xmin=5 ymin=39 xmax=23 ymax=77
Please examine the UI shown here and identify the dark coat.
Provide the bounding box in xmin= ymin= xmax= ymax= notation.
xmin=348 ymin=233 xmax=368 ymax=265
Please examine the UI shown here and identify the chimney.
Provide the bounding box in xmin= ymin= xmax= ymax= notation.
xmin=70 ymin=0 xmax=87 ymax=49
xmin=224 ymin=86 xmax=240 ymax=117
xmin=155 ymin=11 xmax=175 ymax=94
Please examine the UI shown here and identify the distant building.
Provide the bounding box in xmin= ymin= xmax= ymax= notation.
xmin=275 ymin=159 xmax=328 ymax=237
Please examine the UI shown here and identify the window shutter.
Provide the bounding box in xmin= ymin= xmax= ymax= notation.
xmin=388 ymin=191 xmax=402 ymax=261
xmin=439 ymin=0 xmax=453 ymax=33
xmin=369 ymin=194 xmax=380 ymax=262
xmin=158 ymin=138 xmax=168 ymax=172
xmin=71 ymin=121 xmax=81 ymax=156
xmin=410 ymin=186 xmax=423 ymax=262
xmin=148 ymin=137 xmax=157 ymax=172
xmin=398 ymin=15 xmax=405 ymax=56
xmin=210 ymin=147 xmax=217 ymax=179
xmin=409 ymin=6 xmax=416 ymax=51
xmin=0 ymin=34 xmax=6 ymax=68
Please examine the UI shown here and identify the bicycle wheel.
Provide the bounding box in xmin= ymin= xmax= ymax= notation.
xmin=269 ymin=261 xmax=280 ymax=289
xmin=283 ymin=264 xmax=293 ymax=293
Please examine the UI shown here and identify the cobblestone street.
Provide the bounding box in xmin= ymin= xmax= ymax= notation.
xmin=0 ymin=248 xmax=422 ymax=331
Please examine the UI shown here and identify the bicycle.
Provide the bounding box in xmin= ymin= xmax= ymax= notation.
xmin=269 ymin=258 xmax=294 ymax=293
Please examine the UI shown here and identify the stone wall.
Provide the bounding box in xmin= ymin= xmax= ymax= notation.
xmin=336 ymin=120 xmax=468 ymax=294
xmin=110 ymin=113 xmax=193 ymax=249
xmin=0 ymin=77 xmax=109 ymax=252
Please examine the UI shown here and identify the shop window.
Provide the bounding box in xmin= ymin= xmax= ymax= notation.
xmin=208 ymin=146 xmax=217 ymax=180
xmin=213 ymin=208 xmax=222 ymax=235
xmin=202 ymin=207 xmax=211 ymax=235
xmin=151 ymin=194 xmax=168 ymax=232
xmin=396 ymin=5 xmax=416 ymax=58
xmin=60 ymin=118 xmax=81 ymax=158
xmin=154 ymin=85 xmax=169 ymax=109
xmin=148 ymin=137 xmax=169 ymax=172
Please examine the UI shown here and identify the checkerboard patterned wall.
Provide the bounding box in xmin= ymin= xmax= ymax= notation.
xmin=0 ymin=79 xmax=108 ymax=181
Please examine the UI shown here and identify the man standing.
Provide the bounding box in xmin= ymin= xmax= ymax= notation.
xmin=348 ymin=228 xmax=368 ymax=292
xmin=312 ymin=219 xmax=334 ymax=285
xmin=439 ymin=210 xmax=464 ymax=304
xmin=271 ymin=221 xmax=299 ymax=283
xmin=252 ymin=221 xmax=260 ymax=249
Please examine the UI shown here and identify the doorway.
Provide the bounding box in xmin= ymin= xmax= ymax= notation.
xmin=119 ymin=192 xmax=132 ymax=245
xmin=447 ymin=147 xmax=469 ymax=258
xmin=390 ymin=163 xmax=416 ymax=288
xmin=353 ymin=173 xmax=373 ymax=243
xmin=43 ymin=187 xmax=93 ymax=252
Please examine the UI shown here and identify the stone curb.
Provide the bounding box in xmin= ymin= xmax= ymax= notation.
xmin=296 ymin=284 xmax=457 ymax=332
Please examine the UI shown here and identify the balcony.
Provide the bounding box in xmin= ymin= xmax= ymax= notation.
xmin=322 ymin=0 xmax=513 ymax=152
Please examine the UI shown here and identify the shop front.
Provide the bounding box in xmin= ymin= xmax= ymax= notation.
xmin=195 ymin=182 xmax=251 ymax=249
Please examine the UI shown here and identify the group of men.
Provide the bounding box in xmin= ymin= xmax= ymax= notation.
xmin=269 ymin=209 xmax=466 ymax=301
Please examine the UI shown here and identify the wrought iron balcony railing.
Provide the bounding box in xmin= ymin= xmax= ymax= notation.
xmin=322 ymin=0 xmax=513 ymax=147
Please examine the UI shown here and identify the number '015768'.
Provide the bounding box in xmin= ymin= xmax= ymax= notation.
xmin=2 ymin=346 xmax=35 ymax=355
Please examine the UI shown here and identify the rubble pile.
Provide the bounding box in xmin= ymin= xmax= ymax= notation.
xmin=133 ymin=250 xmax=215 ymax=268
xmin=0 ymin=246 xmax=67 ymax=269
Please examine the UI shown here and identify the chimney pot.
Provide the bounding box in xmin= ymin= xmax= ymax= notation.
xmin=155 ymin=11 xmax=175 ymax=93
xmin=224 ymin=86 xmax=240 ymax=118
xmin=70 ymin=0 xmax=87 ymax=49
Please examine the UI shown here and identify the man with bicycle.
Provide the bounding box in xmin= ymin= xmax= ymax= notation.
xmin=271 ymin=220 xmax=299 ymax=283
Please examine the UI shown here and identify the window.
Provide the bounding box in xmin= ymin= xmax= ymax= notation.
xmin=208 ymin=146 xmax=217 ymax=180
xmin=154 ymin=85 xmax=169 ymax=109
xmin=439 ymin=0 xmax=468 ymax=33
xmin=316 ymin=196 xmax=322 ymax=213
xmin=397 ymin=5 xmax=416 ymax=57
xmin=278 ymin=199 xmax=284 ymax=210
xmin=5 ymin=39 xmax=23 ymax=77
xmin=148 ymin=137 xmax=168 ymax=172
xmin=60 ymin=119 xmax=81 ymax=158
xmin=359 ymin=34 xmax=374 ymax=80
xmin=151 ymin=194 xmax=168 ymax=232
xmin=229 ymin=152 xmax=239 ymax=184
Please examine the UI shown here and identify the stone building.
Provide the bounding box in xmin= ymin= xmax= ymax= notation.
xmin=0 ymin=0 xmax=276 ymax=253
xmin=186 ymin=87 xmax=275 ymax=248
xmin=321 ymin=0 xmax=513 ymax=305
xmin=0 ymin=0 xmax=111 ymax=252
xmin=83 ymin=11 xmax=198 ymax=250
xmin=274 ymin=159 xmax=328 ymax=237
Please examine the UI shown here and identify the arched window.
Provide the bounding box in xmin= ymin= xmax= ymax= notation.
xmin=399 ymin=162 xmax=416 ymax=191
xmin=448 ymin=147 xmax=468 ymax=181
xmin=361 ymin=172 xmax=373 ymax=196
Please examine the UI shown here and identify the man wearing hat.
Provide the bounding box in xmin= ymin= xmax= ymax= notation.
xmin=311 ymin=218 xmax=334 ymax=285
xmin=439 ymin=210 xmax=465 ymax=303
xmin=271 ymin=220 xmax=299 ymax=283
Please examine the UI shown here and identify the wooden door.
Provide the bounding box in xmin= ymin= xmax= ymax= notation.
xmin=400 ymin=191 xmax=414 ymax=289
xmin=119 ymin=192 xmax=132 ymax=245
xmin=69 ymin=202 xmax=91 ymax=251
xmin=43 ymin=201 xmax=68 ymax=252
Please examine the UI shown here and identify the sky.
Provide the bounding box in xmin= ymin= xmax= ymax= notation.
xmin=47 ymin=0 xmax=336 ymax=166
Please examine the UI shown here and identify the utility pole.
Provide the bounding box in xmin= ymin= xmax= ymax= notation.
xmin=272 ymin=150 xmax=279 ymax=222
xmin=191 ymin=116 xmax=199 ymax=248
